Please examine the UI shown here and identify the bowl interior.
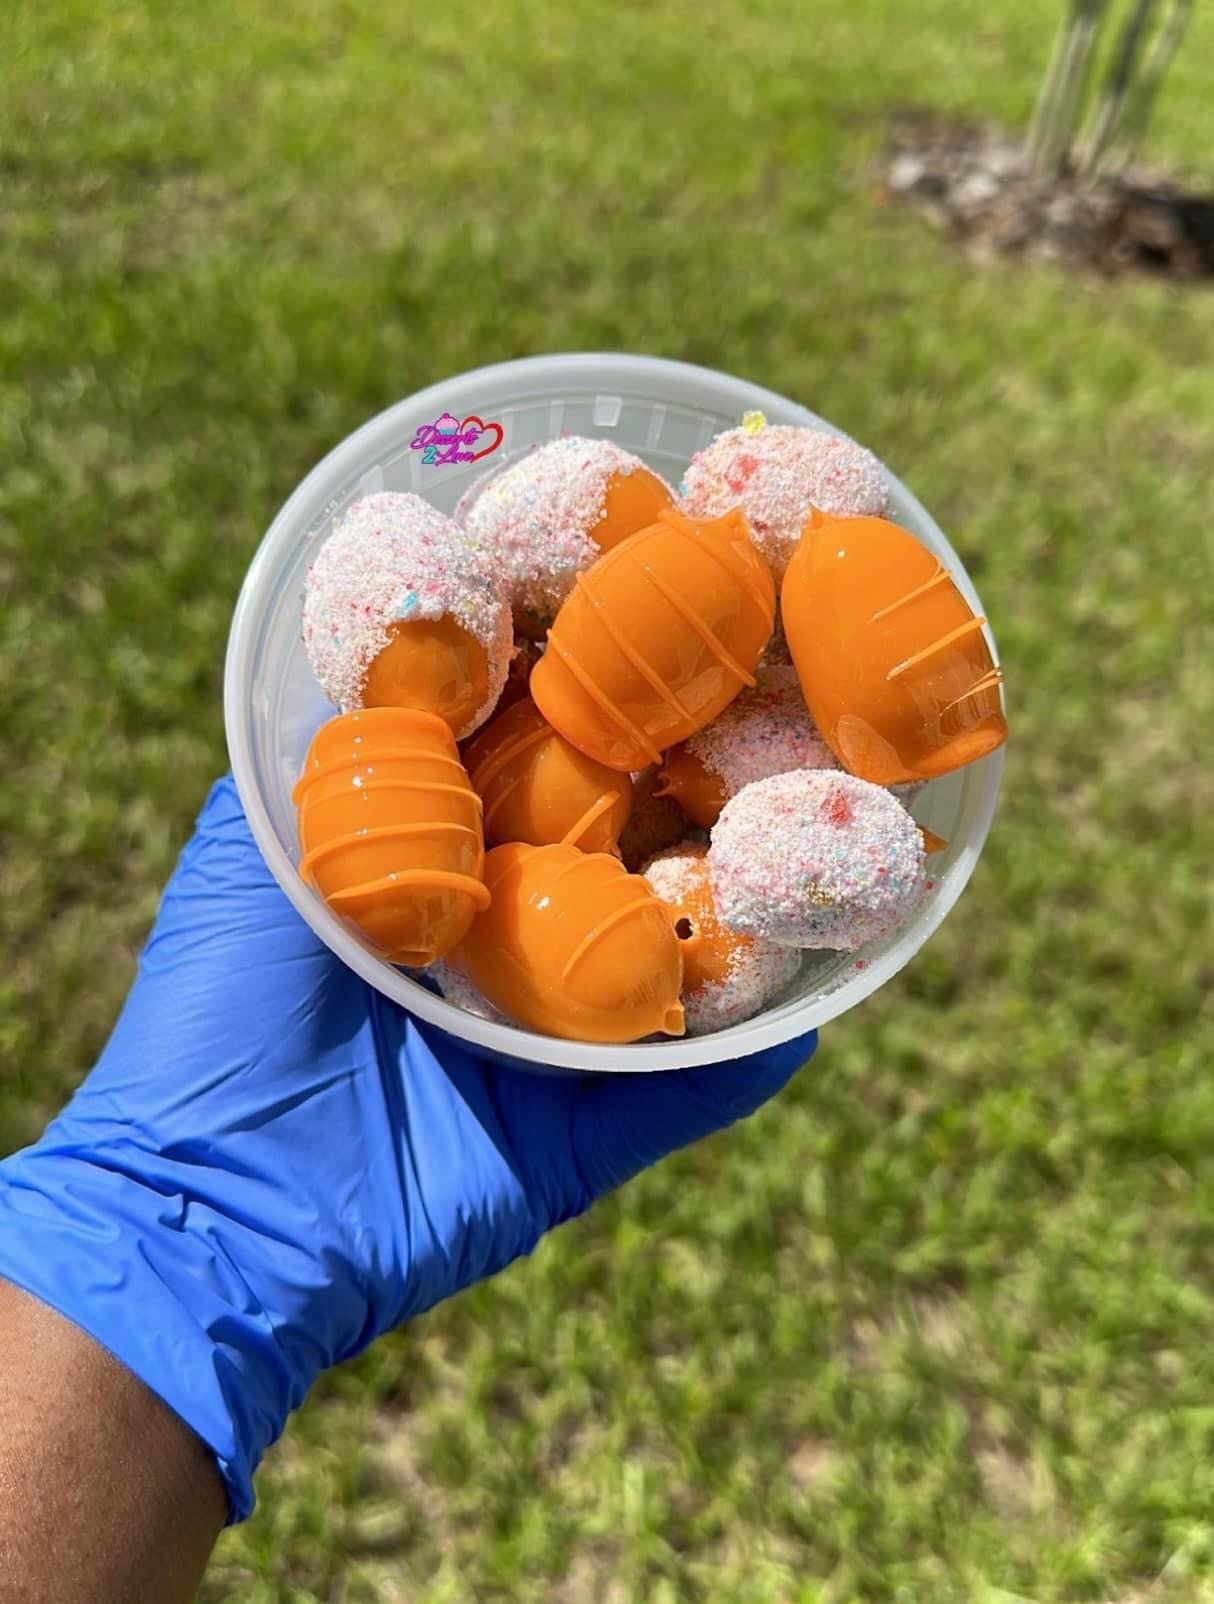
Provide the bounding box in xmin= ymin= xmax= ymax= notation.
xmin=225 ymin=353 xmax=1003 ymax=1071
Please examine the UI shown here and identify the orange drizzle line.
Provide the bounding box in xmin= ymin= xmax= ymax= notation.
xmin=293 ymin=747 xmax=468 ymax=803
xmin=483 ymin=844 xmax=539 ymax=896
xmin=481 ymin=775 xmax=523 ymax=837
xmin=574 ymin=570 xmax=695 ymax=722
xmin=307 ymin=778 xmax=482 ymax=810
xmin=559 ymin=790 xmax=621 ymax=849
xmin=664 ymin=508 xmax=775 ymax=626
xmin=633 ymin=558 xmax=757 ymax=689
xmin=545 ymin=632 xmax=662 ymax=766
xmin=468 ymin=722 xmax=551 ymax=795
xmin=939 ymin=666 xmax=1005 ymax=717
xmin=885 ymin=615 xmax=988 ymax=681
xmin=868 ymin=560 xmax=950 ymax=623
xmin=328 ymin=869 xmax=492 ymax=910
xmin=549 ymin=849 xmax=613 ymax=892
xmin=560 ymin=896 xmax=663 ymax=983
xmin=299 ymin=819 xmax=480 ymax=881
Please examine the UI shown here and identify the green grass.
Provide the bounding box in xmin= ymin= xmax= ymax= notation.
xmin=3 ymin=0 xmax=1214 ymax=1598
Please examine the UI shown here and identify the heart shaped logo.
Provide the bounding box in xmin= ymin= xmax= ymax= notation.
xmin=462 ymin=416 xmax=504 ymax=461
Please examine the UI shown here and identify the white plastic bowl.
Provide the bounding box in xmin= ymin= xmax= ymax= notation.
xmin=225 ymin=353 xmax=1004 ymax=1072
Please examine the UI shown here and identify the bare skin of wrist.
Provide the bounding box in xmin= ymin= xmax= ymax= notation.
xmin=0 ymin=1279 xmax=227 ymax=1604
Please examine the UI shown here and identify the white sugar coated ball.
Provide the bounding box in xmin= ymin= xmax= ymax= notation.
xmin=709 ymin=770 xmax=926 ymax=950
xmin=681 ymin=420 xmax=888 ymax=578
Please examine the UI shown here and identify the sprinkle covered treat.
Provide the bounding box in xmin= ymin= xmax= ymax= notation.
xmin=643 ymin=844 xmax=801 ymax=1034
xmin=658 ymin=664 xmax=838 ymax=829
xmin=709 ymin=770 xmax=927 ymax=951
xmin=461 ymin=436 xmax=673 ymax=631
xmin=302 ymin=492 xmax=511 ymax=738
xmin=681 ymin=415 xmax=889 ymax=579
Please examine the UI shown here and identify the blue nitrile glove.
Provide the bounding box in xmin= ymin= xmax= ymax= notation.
xmin=0 ymin=777 xmax=816 ymax=1522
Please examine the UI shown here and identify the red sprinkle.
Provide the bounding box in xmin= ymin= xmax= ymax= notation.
xmin=822 ymin=789 xmax=854 ymax=827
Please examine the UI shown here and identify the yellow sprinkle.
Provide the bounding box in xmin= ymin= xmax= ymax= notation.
xmin=741 ymin=410 xmax=766 ymax=436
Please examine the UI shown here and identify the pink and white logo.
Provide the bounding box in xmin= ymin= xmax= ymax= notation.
xmin=410 ymin=411 xmax=504 ymax=466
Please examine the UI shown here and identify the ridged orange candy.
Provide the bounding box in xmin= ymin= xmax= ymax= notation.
xmin=463 ymin=697 xmax=633 ymax=854
xmin=782 ymin=510 xmax=1007 ymax=785
xmin=294 ymin=707 xmax=489 ymax=966
xmin=531 ymin=506 xmax=775 ymax=772
xmin=455 ymin=843 xmax=685 ymax=1042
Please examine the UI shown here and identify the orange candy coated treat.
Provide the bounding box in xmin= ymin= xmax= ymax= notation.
xmin=782 ymin=510 xmax=1007 ymax=785
xmin=463 ymin=697 xmax=633 ymax=854
xmin=294 ymin=707 xmax=489 ymax=967
xmin=590 ymin=465 xmax=672 ymax=553
xmin=653 ymin=745 xmax=727 ymax=830
xmin=362 ymin=614 xmax=492 ymax=737
xmin=531 ymin=506 xmax=775 ymax=772
xmin=455 ymin=843 xmax=685 ymax=1042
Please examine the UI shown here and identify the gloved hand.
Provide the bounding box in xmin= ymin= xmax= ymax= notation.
xmin=0 ymin=777 xmax=815 ymax=1522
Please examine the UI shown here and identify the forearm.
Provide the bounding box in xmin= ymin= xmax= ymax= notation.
xmin=0 ymin=1280 xmax=226 ymax=1604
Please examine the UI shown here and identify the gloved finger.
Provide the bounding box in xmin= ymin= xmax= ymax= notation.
xmin=150 ymin=774 xmax=313 ymax=939
xmin=568 ymin=1032 xmax=818 ymax=1199
xmin=133 ymin=774 xmax=339 ymax=1003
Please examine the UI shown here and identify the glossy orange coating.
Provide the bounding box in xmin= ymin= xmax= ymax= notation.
xmin=361 ymin=614 xmax=490 ymax=736
xmin=921 ymin=825 xmax=948 ymax=855
xmin=463 ymin=697 xmax=633 ymax=854
xmin=654 ymin=745 xmax=727 ymax=829
xmin=294 ymin=707 xmax=488 ymax=967
xmin=782 ymin=510 xmax=1007 ymax=785
xmin=650 ymin=844 xmax=756 ymax=999
xmin=455 ymin=843 xmax=685 ymax=1042
xmin=531 ymin=506 xmax=775 ymax=772
xmin=590 ymin=465 xmax=673 ymax=554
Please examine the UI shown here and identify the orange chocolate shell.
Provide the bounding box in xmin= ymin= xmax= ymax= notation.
xmin=654 ymin=744 xmax=727 ymax=830
xmin=455 ymin=842 xmax=685 ymax=1042
xmin=294 ymin=707 xmax=488 ymax=967
xmin=463 ymin=697 xmax=633 ymax=854
xmin=782 ymin=510 xmax=1007 ymax=785
xmin=531 ymin=506 xmax=775 ymax=773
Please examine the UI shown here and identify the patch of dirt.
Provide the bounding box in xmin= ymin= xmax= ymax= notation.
xmin=883 ymin=117 xmax=1214 ymax=281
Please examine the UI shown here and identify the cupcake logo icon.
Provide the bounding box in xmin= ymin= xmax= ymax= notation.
xmin=410 ymin=410 xmax=504 ymax=466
